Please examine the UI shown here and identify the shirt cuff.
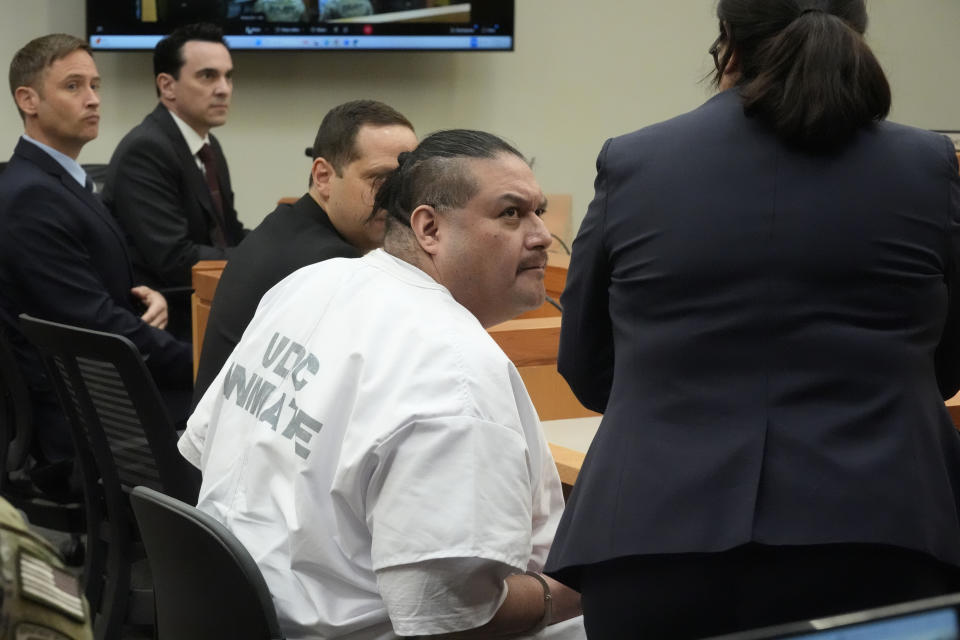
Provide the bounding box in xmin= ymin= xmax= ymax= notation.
xmin=376 ymin=556 xmax=513 ymax=636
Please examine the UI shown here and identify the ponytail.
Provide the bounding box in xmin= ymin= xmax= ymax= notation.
xmin=373 ymin=156 xmax=412 ymax=228
xmin=373 ymin=129 xmax=526 ymax=230
xmin=718 ymin=1 xmax=891 ymax=151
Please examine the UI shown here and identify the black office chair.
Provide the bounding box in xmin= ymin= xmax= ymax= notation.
xmin=0 ymin=328 xmax=85 ymax=540
xmin=19 ymin=315 xmax=200 ymax=640
xmin=130 ymin=486 xmax=286 ymax=640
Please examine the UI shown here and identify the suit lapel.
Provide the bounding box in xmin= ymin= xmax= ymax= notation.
xmin=13 ymin=139 xmax=135 ymax=283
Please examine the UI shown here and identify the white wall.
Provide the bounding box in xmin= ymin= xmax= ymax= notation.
xmin=2 ymin=0 xmax=958 ymax=232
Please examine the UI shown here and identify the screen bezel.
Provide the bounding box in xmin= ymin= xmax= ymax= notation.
xmin=86 ymin=1 xmax=515 ymax=52
xmin=704 ymin=593 xmax=960 ymax=640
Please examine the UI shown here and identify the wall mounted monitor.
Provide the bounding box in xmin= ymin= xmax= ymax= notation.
xmin=88 ymin=1 xmax=514 ymax=51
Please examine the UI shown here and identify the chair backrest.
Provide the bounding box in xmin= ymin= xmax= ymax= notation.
xmin=0 ymin=328 xmax=84 ymax=534
xmin=19 ymin=314 xmax=199 ymax=639
xmin=130 ymin=486 xmax=285 ymax=640
xmin=18 ymin=315 xmax=199 ymax=501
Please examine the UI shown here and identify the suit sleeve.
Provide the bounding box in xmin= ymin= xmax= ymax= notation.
xmin=5 ymin=185 xmax=191 ymax=386
xmin=935 ymin=141 xmax=960 ymax=399
xmin=110 ymin=135 xmax=230 ymax=286
xmin=557 ymin=139 xmax=615 ymax=413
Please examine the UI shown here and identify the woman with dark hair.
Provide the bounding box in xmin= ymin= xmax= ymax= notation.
xmin=544 ymin=1 xmax=960 ymax=637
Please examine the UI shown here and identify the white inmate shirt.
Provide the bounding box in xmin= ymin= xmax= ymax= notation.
xmin=180 ymin=249 xmax=567 ymax=639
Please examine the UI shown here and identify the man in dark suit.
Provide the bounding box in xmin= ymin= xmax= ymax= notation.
xmin=102 ymin=23 xmax=246 ymax=336
xmin=192 ymin=100 xmax=417 ymax=401
xmin=0 ymin=34 xmax=191 ymax=469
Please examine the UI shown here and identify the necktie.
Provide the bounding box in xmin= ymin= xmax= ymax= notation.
xmin=196 ymin=143 xmax=228 ymax=248
xmin=84 ymin=176 xmax=95 ymax=194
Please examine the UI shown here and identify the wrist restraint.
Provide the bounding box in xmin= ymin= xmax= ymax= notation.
xmin=525 ymin=570 xmax=552 ymax=632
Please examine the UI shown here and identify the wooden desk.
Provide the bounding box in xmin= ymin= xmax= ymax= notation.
xmin=192 ymin=254 xmax=593 ymax=416
xmin=946 ymin=393 xmax=960 ymax=430
xmin=544 ymin=417 xmax=600 ymax=489
xmin=190 ymin=260 xmax=226 ymax=380
xmin=190 ymin=253 xmax=569 ymax=355
xmin=487 ymin=315 xmax=597 ymax=422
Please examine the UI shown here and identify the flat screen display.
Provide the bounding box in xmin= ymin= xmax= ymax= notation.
xmin=87 ymin=1 xmax=514 ymax=51
xmin=790 ymin=607 xmax=958 ymax=640
xmin=707 ymin=596 xmax=960 ymax=640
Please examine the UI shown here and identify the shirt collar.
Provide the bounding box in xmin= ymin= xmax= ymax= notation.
xmin=365 ymin=249 xmax=447 ymax=292
xmin=166 ymin=108 xmax=210 ymax=156
xmin=21 ymin=135 xmax=88 ymax=189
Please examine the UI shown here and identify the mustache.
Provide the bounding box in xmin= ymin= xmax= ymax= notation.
xmin=518 ymin=252 xmax=549 ymax=271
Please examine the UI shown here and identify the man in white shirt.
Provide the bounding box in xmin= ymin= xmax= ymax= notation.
xmin=182 ymin=129 xmax=583 ymax=639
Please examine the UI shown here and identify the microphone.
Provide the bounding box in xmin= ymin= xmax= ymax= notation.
xmin=550 ymin=234 xmax=571 ymax=255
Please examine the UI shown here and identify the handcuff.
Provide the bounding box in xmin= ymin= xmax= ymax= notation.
xmin=525 ymin=570 xmax=553 ymax=633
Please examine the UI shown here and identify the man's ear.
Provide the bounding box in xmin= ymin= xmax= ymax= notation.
xmin=14 ymin=86 xmax=39 ymax=117
xmin=311 ymin=157 xmax=335 ymax=199
xmin=156 ymin=73 xmax=176 ymax=100
xmin=410 ymin=204 xmax=440 ymax=256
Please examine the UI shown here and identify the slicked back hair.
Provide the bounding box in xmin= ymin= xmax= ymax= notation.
xmin=714 ymin=0 xmax=890 ymax=151
xmin=153 ymin=23 xmax=227 ymax=97
xmin=9 ymin=34 xmax=91 ymax=120
xmin=312 ymin=100 xmax=414 ymax=177
xmin=373 ymin=129 xmax=526 ymax=235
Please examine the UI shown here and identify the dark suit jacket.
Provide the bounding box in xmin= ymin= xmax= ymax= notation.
xmin=192 ymin=194 xmax=360 ymax=402
xmin=544 ymin=90 xmax=960 ymax=588
xmin=0 ymin=139 xmax=192 ymax=462
xmin=102 ymin=104 xmax=245 ymax=290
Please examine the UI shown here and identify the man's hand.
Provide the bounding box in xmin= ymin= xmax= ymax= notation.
xmin=131 ymin=286 xmax=168 ymax=329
